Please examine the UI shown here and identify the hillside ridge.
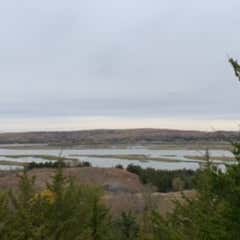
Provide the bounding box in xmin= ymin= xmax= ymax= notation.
xmin=0 ymin=128 xmax=238 ymax=144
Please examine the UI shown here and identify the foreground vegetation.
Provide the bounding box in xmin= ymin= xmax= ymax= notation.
xmin=0 ymin=141 xmax=238 ymax=239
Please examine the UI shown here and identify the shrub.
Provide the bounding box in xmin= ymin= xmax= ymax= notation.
xmin=127 ymin=164 xmax=198 ymax=192
xmin=115 ymin=164 xmax=124 ymax=169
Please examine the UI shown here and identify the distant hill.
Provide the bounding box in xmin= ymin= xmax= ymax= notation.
xmin=0 ymin=128 xmax=238 ymax=145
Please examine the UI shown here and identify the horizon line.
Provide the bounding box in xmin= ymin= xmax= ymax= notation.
xmin=0 ymin=127 xmax=239 ymax=135
xmin=0 ymin=116 xmax=239 ymax=133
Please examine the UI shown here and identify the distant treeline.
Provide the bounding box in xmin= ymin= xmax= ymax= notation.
xmin=27 ymin=161 xmax=91 ymax=170
xmin=126 ymin=164 xmax=199 ymax=192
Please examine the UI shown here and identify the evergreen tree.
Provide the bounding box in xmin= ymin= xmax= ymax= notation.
xmin=114 ymin=211 xmax=139 ymax=240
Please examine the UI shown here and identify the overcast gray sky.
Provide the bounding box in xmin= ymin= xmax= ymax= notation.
xmin=0 ymin=0 xmax=240 ymax=131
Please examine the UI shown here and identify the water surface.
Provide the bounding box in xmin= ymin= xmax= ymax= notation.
xmin=0 ymin=145 xmax=234 ymax=171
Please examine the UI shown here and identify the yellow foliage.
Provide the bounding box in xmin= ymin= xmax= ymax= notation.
xmin=33 ymin=190 xmax=56 ymax=204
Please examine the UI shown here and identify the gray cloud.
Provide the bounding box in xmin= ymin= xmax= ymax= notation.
xmin=0 ymin=0 xmax=240 ymax=123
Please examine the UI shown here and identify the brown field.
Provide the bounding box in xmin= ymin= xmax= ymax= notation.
xmin=0 ymin=167 xmax=144 ymax=193
xmin=0 ymin=167 xmax=196 ymax=216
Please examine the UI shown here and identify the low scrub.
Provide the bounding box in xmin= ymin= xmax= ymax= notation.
xmin=127 ymin=164 xmax=199 ymax=192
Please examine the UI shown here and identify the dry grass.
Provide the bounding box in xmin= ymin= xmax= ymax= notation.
xmin=0 ymin=167 xmax=196 ymax=216
xmin=0 ymin=167 xmax=144 ymax=193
